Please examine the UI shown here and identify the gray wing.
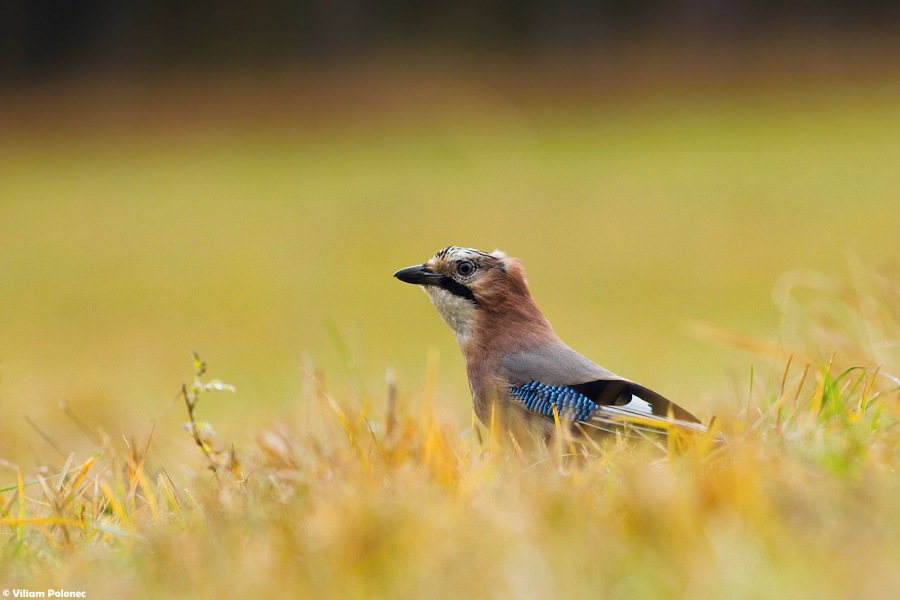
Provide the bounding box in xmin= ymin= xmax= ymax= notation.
xmin=501 ymin=342 xmax=710 ymax=437
xmin=500 ymin=341 xmax=622 ymax=386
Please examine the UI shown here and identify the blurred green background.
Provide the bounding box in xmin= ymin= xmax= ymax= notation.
xmin=2 ymin=2 xmax=900 ymax=470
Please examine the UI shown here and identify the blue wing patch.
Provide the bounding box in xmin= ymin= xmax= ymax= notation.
xmin=510 ymin=380 xmax=718 ymax=441
xmin=508 ymin=381 xmax=598 ymax=421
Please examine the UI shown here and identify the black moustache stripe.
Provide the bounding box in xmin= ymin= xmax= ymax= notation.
xmin=439 ymin=277 xmax=479 ymax=305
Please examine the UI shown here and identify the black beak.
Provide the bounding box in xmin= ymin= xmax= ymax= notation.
xmin=394 ymin=264 xmax=443 ymax=285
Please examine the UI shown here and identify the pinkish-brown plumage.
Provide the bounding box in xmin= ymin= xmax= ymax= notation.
xmin=395 ymin=246 xmax=713 ymax=442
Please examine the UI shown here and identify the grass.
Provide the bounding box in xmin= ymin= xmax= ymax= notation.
xmin=1 ymin=71 xmax=900 ymax=597
xmin=1 ymin=266 xmax=899 ymax=599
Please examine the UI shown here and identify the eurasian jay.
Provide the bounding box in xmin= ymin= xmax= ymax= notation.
xmin=394 ymin=246 xmax=711 ymax=441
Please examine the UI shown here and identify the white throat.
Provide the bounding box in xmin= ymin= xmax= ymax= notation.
xmin=422 ymin=286 xmax=477 ymax=346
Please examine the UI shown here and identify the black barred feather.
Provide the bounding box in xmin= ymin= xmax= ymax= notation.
xmin=509 ymin=379 xmax=711 ymax=438
xmin=508 ymin=382 xmax=598 ymax=421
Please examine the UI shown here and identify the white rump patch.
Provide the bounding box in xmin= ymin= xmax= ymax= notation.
xmin=620 ymin=394 xmax=654 ymax=415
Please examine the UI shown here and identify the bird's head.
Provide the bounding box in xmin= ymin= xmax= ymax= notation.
xmin=394 ymin=246 xmax=542 ymax=344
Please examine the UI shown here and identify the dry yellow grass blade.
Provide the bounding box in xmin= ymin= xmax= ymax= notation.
xmin=156 ymin=474 xmax=182 ymax=516
xmin=422 ymin=420 xmax=457 ymax=488
xmin=125 ymin=425 xmax=156 ymax=506
xmin=138 ymin=471 xmax=159 ymax=520
xmin=1 ymin=516 xmax=84 ymax=528
xmin=325 ymin=393 xmax=355 ymax=444
xmin=99 ymin=481 xmax=132 ymax=529
xmin=68 ymin=456 xmax=97 ymax=497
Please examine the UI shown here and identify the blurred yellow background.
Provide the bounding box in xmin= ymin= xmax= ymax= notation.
xmin=2 ymin=14 xmax=900 ymax=472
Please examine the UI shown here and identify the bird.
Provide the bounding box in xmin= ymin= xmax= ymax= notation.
xmin=393 ymin=245 xmax=713 ymax=444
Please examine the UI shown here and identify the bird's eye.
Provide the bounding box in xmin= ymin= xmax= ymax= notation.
xmin=456 ymin=261 xmax=475 ymax=277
